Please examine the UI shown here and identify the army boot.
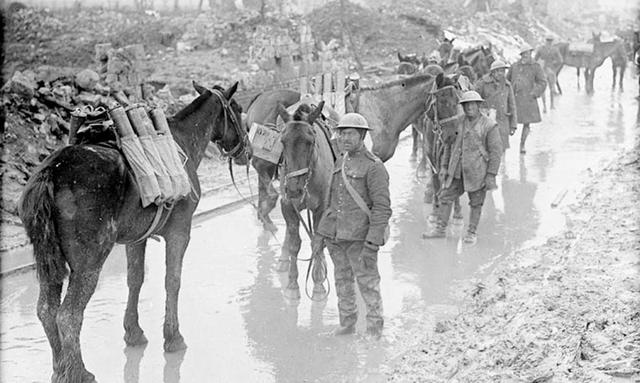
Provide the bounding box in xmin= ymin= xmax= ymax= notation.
xmin=422 ymin=220 xmax=447 ymax=238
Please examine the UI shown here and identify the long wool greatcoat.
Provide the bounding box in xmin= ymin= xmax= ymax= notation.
xmin=474 ymin=74 xmax=517 ymax=149
xmin=507 ymin=60 xmax=547 ymax=124
xmin=441 ymin=115 xmax=502 ymax=192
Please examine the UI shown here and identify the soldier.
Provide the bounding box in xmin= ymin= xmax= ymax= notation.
xmin=422 ymin=91 xmax=502 ymax=244
xmin=474 ymin=60 xmax=518 ymax=151
xmin=313 ymin=113 xmax=392 ymax=339
xmin=535 ymin=35 xmax=563 ymax=94
xmin=507 ymin=43 xmax=547 ymax=154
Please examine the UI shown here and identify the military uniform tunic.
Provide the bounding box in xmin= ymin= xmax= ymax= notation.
xmin=317 ymin=146 xmax=392 ymax=331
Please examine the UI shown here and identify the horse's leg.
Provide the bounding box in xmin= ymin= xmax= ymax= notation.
xmin=541 ymin=86 xmax=547 ymax=113
xmin=163 ymin=231 xmax=189 ymax=353
xmin=257 ymin=165 xmax=279 ymax=232
xmin=280 ymin=200 xmax=301 ymax=299
xmin=37 ymin=278 xmax=63 ymax=378
xmin=620 ymin=64 xmax=625 ymax=91
xmin=612 ymin=64 xmax=617 ymax=89
xmin=56 ymin=268 xmax=102 ymax=383
xmin=123 ymin=241 xmax=148 ymax=347
xmin=549 ymin=76 xmax=555 ymax=109
xmin=556 ymin=74 xmax=563 ymax=95
xmin=577 ymin=67 xmax=581 ymax=89
xmin=410 ymin=124 xmax=419 ymax=159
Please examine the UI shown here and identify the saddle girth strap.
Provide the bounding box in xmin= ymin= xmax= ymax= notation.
xmin=131 ymin=202 xmax=175 ymax=244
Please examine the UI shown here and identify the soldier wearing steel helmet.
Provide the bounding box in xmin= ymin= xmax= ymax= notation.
xmin=423 ymin=91 xmax=502 ymax=244
xmin=507 ymin=43 xmax=547 ymax=154
xmin=313 ymin=113 xmax=392 ymax=339
xmin=474 ymin=60 xmax=518 ymax=151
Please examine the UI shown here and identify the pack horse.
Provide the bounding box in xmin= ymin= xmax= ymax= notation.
xmin=18 ymin=81 xmax=248 ymax=383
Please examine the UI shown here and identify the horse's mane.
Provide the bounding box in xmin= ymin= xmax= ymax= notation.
xmin=361 ymin=74 xmax=433 ymax=91
xmin=172 ymin=90 xmax=212 ymax=121
xmin=246 ymin=91 xmax=263 ymax=110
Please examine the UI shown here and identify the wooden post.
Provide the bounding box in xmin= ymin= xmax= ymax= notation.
xmin=335 ymin=70 xmax=346 ymax=115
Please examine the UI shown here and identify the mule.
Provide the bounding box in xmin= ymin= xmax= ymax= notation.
xmin=423 ymin=73 xmax=463 ymax=221
xmin=276 ymin=102 xmax=333 ymax=300
xmin=248 ymin=74 xmax=436 ymax=231
xmin=18 ymin=81 xmax=248 ymax=383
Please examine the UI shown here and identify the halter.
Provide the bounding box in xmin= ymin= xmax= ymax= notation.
xmin=210 ymin=89 xmax=249 ymax=159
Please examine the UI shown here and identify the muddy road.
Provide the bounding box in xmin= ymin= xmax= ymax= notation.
xmin=1 ymin=65 xmax=637 ymax=382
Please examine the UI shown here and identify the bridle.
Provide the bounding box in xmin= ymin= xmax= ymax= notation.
xmin=210 ymin=88 xmax=249 ymax=160
xmin=424 ymin=83 xmax=463 ymax=173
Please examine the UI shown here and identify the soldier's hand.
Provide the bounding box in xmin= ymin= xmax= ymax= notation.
xmin=484 ymin=174 xmax=498 ymax=191
xmin=438 ymin=171 xmax=447 ymax=186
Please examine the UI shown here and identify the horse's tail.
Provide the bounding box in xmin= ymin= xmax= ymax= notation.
xmin=18 ymin=162 xmax=68 ymax=284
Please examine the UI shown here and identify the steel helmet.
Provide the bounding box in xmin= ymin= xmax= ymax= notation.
xmin=348 ymin=72 xmax=361 ymax=80
xmin=336 ymin=113 xmax=372 ymax=130
xmin=459 ymin=90 xmax=484 ymax=104
xmin=545 ymin=34 xmax=555 ymax=41
xmin=490 ymin=60 xmax=509 ymax=71
xmin=519 ymin=43 xmax=534 ymax=54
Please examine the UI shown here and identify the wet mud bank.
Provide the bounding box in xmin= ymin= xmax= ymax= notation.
xmin=387 ymin=134 xmax=640 ymax=382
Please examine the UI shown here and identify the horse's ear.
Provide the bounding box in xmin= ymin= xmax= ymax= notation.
xmin=450 ymin=38 xmax=455 ymax=44
xmin=224 ymin=82 xmax=239 ymax=99
xmin=435 ymin=73 xmax=444 ymax=88
xmin=397 ymin=52 xmax=403 ymax=61
xmin=193 ymin=81 xmax=208 ymax=95
xmin=307 ymin=101 xmax=324 ymax=125
xmin=276 ymin=103 xmax=291 ymax=123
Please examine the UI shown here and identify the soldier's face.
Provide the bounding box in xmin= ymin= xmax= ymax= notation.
xmin=338 ymin=128 xmax=365 ymax=153
xmin=520 ymin=51 xmax=532 ymax=62
xmin=491 ymin=68 xmax=506 ymax=81
xmin=462 ymin=102 xmax=480 ymax=119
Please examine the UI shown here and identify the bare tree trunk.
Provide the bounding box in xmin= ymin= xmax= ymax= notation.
xmin=339 ymin=0 xmax=363 ymax=71
xmin=198 ymin=0 xmax=204 ymax=10
xmin=260 ymin=0 xmax=266 ymax=20
xmin=174 ymin=0 xmax=179 ymax=11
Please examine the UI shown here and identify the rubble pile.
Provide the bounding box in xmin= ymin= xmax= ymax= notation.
xmin=307 ymin=1 xmax=437 ymax=62
xmin=4 ymin=6 xmax=189 ymax=74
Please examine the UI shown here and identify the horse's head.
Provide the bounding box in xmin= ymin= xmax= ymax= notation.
xmin=193 ymin=81 xmax=251 ymax=164
xmin=589 ymin=32 xmax=602 ymax=44
xmin=439 ymin=38 xmax=455 ymax=60
xmin=427 ymin=73 xmax=461 ymax=141
xmin=278 ymin=101 xmax=325 ymax=201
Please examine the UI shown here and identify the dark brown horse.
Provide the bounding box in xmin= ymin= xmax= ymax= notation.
xmin=244 ymin=90 xmax=341 ymax=232
xmin=18 ymin=81 xmax=247 ymax=383
xmin=423 ymin=73 xmax=462 ymax=220
xmin=276 ymin=102 xmax=333 ymax=300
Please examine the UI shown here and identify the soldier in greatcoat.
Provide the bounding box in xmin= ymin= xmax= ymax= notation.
xmin=507 ymin=44 xmax=547 ymax=154
xmin=475 ymin=60 xmax=518 ymax=150
xmin=422 ymin=91 xmax=502 ymax=244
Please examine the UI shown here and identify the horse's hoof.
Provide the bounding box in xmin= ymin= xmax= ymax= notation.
xmin=276 ymin=259 xmax=290 ymax=273
xmin=283 ymin=286 xmax=301 ymax=300
xmin=124 ymin=328 xmax=148 ymax=347
xmin=164 ymin=334 xmax=187 ymax=353
xmin=52 ymin=369 xmax=96 ymax=383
